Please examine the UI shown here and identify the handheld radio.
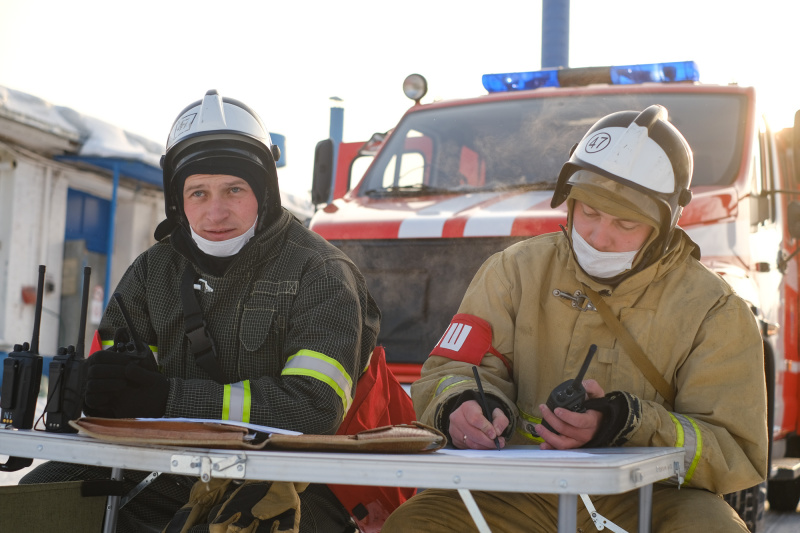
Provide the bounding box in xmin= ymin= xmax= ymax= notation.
xmin=112 ymin=292 xmax=157 ymax=370
xmin=44 ymin=266 xmax=92 ymax=433
xmin=0 ymin=265 xmax=47 ymax=471
xmin=542 ymin=344 xmax=597 ymax=434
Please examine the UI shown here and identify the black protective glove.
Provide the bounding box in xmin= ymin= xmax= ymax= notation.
xmin=581 ymin=391 xmax=634 ymax=448
xmin=84 ymin=349 xmax=168 ymax=419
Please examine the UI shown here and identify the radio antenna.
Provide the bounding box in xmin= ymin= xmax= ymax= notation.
xmin=113 ymin=292 xmax=146 ymax=353
xmin=29 ymin=265 xmax=46 ymax=355
xmin=74 ymin=266 xmax=92 ymax=358
xmin=572 ymin=344 xmax=597 ymax=387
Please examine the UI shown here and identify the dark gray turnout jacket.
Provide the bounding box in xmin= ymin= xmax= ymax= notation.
xmin=98 ymin=208 xmax=381 ymax=435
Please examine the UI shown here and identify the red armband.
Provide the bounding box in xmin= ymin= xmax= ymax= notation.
xmin=430 ymin=313 xmax=512 ymax=375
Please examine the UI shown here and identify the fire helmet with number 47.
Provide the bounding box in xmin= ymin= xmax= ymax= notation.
xmin=550 ymin=104 xmax=694 ymax=272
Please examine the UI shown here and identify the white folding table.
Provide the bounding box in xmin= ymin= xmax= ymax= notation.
xmin=0 ymin=428 xmax=683 ymax=533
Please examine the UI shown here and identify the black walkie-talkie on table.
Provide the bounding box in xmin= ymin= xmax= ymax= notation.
xmin=45 ymin=266 xmax=92 ymax=433
xmin=542 ymin=344 xmax=597 ymax=434
xmin=1 ymin=265 xmax=47 ymax=471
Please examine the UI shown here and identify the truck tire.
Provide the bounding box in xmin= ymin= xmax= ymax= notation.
xmin=767 ymin=478 xmax=800 ymax=512
xmin=724 ymin=481 xmax=766 ymax=532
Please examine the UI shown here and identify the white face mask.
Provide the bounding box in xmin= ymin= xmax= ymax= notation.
xmin=571 ymin=226 xmax=639 ymax=278
xmin=190 ymin=219 xmax=257 ymax=257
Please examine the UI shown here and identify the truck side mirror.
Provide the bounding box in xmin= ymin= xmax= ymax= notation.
xmin=312 ymin=139 xmax=334 ymax=206
xmin=788 ymin=201 xmax=800 ymax=240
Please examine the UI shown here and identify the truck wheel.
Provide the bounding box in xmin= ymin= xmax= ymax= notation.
xmin=767 ymin=478 xmax=800 ymax=512
xmin=724 ymin=481 xmax=766 ymax=532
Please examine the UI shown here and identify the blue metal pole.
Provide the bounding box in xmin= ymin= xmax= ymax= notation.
xmin=104 ymin=162 xmax=119 ymax=307
xmin=328 ymin=97 xmax=344 ymax=203
xmin=541 ymin=0 xmax=570 ymax=69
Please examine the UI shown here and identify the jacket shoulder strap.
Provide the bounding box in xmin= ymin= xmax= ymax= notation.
xmin=583 ymin=286 xmax=676 ymax=408
xmin=180 ymin=265 xmax=228 ymax=384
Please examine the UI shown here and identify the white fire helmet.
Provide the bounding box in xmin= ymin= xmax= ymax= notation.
xmin=158 ymin=90 xmax=282 ymax=237
xmin=551 ymin=105 xmax=693 ymax=266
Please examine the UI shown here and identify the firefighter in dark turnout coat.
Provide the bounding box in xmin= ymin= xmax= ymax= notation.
xmin=21 ymin=90 xmax=380 ymax=533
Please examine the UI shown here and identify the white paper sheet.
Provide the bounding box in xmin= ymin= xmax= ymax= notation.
xmin=436 ymin=448 xmax=593 ymax=459
xmin=135 ymin=417 xmax=302 ymax=436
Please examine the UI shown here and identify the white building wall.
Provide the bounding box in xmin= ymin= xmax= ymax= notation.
xmin=0 ymin=150 xmax=63 ymax=355
xmin=111 ymin=189 xmax=164 ymax=289
xmin=0 ymin=146 xmax=16 ymax=339
xmin=0 ymin=144 xmax=164 ymax=357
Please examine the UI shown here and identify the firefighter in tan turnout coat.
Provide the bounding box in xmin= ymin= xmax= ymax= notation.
xmin=384 ymin=105 xmax=768 ymax=532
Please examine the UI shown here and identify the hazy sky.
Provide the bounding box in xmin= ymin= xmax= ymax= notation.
xmin=1 ymin=0 xmax=798 ymax=198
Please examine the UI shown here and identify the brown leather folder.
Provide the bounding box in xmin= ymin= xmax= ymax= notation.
xmin=69 ymin=418 xmax=446 ymax=453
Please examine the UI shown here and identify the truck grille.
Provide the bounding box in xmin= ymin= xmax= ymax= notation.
xmin=331 ymin=237 xmax=527 ymax=365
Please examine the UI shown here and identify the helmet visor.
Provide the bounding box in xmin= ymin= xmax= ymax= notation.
xmin=567 ymin=170 xmax=663 ymax=227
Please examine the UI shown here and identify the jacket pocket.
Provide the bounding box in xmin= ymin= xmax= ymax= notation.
xmin=239 ymin=290 xmax=276 ymax=352
xmin=238 ymin=281 xmax=297 ymax=352
xmin=594 ymin=345 xmax=618 ymax=388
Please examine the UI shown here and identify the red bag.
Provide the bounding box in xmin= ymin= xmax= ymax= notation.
xmin=327 ymin=346 xmax=417 ymax=532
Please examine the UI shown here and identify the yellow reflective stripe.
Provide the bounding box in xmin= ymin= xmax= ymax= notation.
xmin=669 ymin=413 xmax=702 ymax=485
xmin=282 ymin=350 xmax=353 ymax=417
xmin=670 ymin=413 xmax=685 ymax=447
xmin=515 ymin=407 xmax=544 ymax=443
xmin=223 ymin=384 xmax=231 ymax=420
xmin=435 ymin=375 xmax=471 ymax=397
xmin=284 ymin=350 xmax=353 ymax=388
xmin=242 ymin=381 xmax=251 ymax=424
xmin=101 ymin=340 xmax=113 ymax=347
xmin=222 ymin=381 xmax=251 ymax=422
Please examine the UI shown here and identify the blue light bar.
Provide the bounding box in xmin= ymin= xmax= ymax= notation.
xmin=482 ymin=70 xmax=559 ymax=93
xmin=483 ymin=61 xmax=699 ymax=93
xmin=610 ymin=61 xmax=699 ymax=85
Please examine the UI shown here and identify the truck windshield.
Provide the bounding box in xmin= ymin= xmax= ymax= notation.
xmin=359 ymin=92 xmax=746 ymax=197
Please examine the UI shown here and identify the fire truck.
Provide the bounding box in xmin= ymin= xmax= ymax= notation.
xmin=309 ymin=61 xmax=800 ymax=527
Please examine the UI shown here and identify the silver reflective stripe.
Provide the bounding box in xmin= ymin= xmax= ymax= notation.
xmin=227 ymin=382 xmax=245 ymax=422
xmin=435 ymin=375 xmax=471 ymax=397
xmin=282 ymin=350 xmax=353 ymax=412
xmin=669 ymin=412 xmax=702 ymax=484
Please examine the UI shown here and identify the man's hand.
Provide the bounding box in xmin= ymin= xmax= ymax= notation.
xmin=449 ymin=400 xmax=509 ymax=450
xmin=84 ymin=350 xmax=168 ymax=419
xmin=536 ymin=379 xmax=605 ymax=450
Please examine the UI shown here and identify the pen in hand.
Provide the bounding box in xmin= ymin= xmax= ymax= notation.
xmin=472 ymin=365 xmax=502 ymax=451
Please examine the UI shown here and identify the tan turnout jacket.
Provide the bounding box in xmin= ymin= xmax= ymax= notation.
xmin=412 ymin=229 xmax=767 ymax=495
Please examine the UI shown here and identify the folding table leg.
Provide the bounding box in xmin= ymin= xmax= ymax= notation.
xmin=557 ymin=494 xmax=578 ymax=533
xmin=457 ymin=488 xmax=492 ymax=533
xmin=638 ymin=484 xmax=653 ymax=533
xmin=102 ymin=467 xmax=122 ymax=533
